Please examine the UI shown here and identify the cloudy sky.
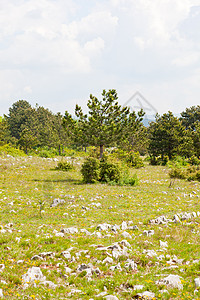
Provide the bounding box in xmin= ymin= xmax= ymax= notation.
xmin=0 ymin=0 xmax=200 ymax=116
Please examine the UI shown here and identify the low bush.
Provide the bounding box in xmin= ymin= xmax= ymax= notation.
xmin=0 ymin=144 xmax=26 ymax=157
xmin=119 ymin=173 xmax=139 ymax=186
xmin=126 ymin=151 xmax=144 ymax=168
xmin=99 ymin=161 xmax=121 ymax=183
xmin=169 ymin=165 xmax=200 ymax=182
xmin=149 ymin=155 xmax=169 ymax=166
xmin=37 ymin=148 xmax=58 ymax=158
xmin=169 ymin=167 xmax=187 ymax=179
xmin=55 ymin=161 xmax=74 ymax=171
xmin=187 ymin=155 xmax=200 ymax=166
xmin=81 ymin=157 xmax=100 ymax=183
xmin=81 ymin=154 xmax=139 ymax=186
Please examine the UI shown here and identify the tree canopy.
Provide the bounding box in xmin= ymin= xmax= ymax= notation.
xmin=148 ymin=111 xmax=194 ymax=161
xmin=64 ymin=89 xmax=145 ymax=157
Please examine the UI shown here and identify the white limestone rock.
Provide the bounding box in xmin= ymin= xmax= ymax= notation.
xmin=194 ymin=278 xmax=200 ymax=288
xmin=22 ymin=267 xmax=46 ymax=284
xmin=156 ymin=274 xmax=183 ymax=290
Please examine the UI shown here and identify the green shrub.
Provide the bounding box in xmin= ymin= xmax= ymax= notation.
xmin=150 ymin=155 xmax=169 ymax=166
xmin=108 ymin=148 xmax=127 ymax=160
xmin=187 ymin=155 xmax=200 ymax=166
xmin=81 ymin=157 xmax=100 ymax=183
xmin=126 ymin=151 xmax=144 ymax=168
xmin=195 ymin=170 xmax=200 ymax=181
xmin=119 ymin=173 xmax=139 ymax=186
xmin=99 ymin=161 xmax=121 ymax=183
xmin=169 ymin=167 xmax=187 ymax=179
xmin=87 ymin=146 xmax=100 ymax=159
xmin=56 ymin=161 xmax=74 ymax=171
xmin=0 ymin=144 xmax=26 ymax=157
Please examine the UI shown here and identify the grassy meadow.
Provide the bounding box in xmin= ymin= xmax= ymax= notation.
xmin=0 ymin=155 xmax=200 ymax=299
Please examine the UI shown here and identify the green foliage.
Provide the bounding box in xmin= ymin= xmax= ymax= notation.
xmin=56 ymin=161 xmax=74 ymax=171
xmin=167 ymin=156 xmax=189 ymax=168
xmin=169 ymin=164 xmax=200 ymax=182
xmin=37 ymin=147 xmax=58 ymax=158
xmin=66 ymin=89 xmax=144 ymax=158
xmin=87 ymin=146 xmax=100 ymax=159
xmin=108 ymin=148 xmax=127 ymax=160
xmin=18 ymin=128 xmax=38 ymax=154
xmin=150 ymin=155 xmax=169 ymax=166
xmin=119 ymin=173 xmax=139 ymax=186
xmin=126 ymin=151 xmax=144 ymax=168
xmin=5 ymin=101 xmax=70 ymax=152
xmin=148 ymin=112 xmax=194 ymax=162
xmin=99 ymin=160 xmax=121 ymax=183
xmin=169 ymin=167 xmax=187 ymax=179
xmin=81 ymin=154 xmax=139 ymax=186
xmin=0 ymin=144 xmax=26 ymax=157
xmin=187 ymin=155 xmax=200 ymax=166
xmin=81 ymin=157 xmax=100 ymax=183
xmin=180 ymin=105 xmax=200 ymax=130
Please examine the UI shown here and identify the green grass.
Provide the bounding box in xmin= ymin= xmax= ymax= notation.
xmin=0 ymin=156 xmax=200 ymax=299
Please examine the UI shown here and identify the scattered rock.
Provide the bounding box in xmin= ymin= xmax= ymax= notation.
xmin=0 ymin=264 xmax=5 ymax=272
xmin=104 ymin=295 xmax=119 ymax=300
xmin=102 ymin=257 xmax=113 ymax=264
xmin=194 ymin=278 xmax=200 ymax=288
xmin=156 ymin=274 xmax=183 ymax=290
xmin=97 ymin=223 xmax=111 ymax=231
xmin=121 ymin=231 xmax=132 ymax=239
xmin=124 ymin=259 xmax=137 ymax=271
xmin=22 ymin=267 xmax=46 ymax=285
xmin=61 ymin=227 xmax=78 ymax=234
xmin=159 ymin=240 xmax=168 ymax=248
xmin=61 ymin=251 xmax=71 ymax=259
xmin=134 ymin=291 xmax=155 ymax=299
xmin=133 ymin=285 xmax=144 ymax=290
xmin=50 ymin=198 xmax=65 ymax=207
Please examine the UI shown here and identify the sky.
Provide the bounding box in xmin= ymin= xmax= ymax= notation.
xmin=0 ymin=0 xmax=200 ymax=117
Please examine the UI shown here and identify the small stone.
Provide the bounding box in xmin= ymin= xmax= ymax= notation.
xmin=160 ymin=240 xmax=168 ymax=248
xmin=121 ymin=231 xmax=132 ymax=239
xmin=102 ymin=257 xmax=113 ymax=264
xmin=194 ymin=278 xmax=200 ymax=288
xmin=133 ymin=285 xmax=144 ymax=290
xmin=173 ymin=214 xmax=180 ymax=223
xmin=50 ymin=198 xmax=65 ymax=207
xmin=156 ymin=274 xmax=183 ymax=290
xmin=42 ymin=280 xmax=57 ymax=289
xmin=55 ymin=232 xmax=65 ymax=237
xmin=136 ymin=291 xmax=155 ymax=299
xmin=0 ymin=264 xmax=5 ymax=272
xmin=96 ymin=291 xmax=107 ymax=297
xmin=64 ymin=267 xmax=72 ymax=273
xmin=22 ymin=267 xmax=46 ymax=285
xmin=121 ymin=221 xmax=128 ymax=230
xmin=61 ymin=251 xmax=71 ymax=259
xmin=61 ymin=227 xmax=78 ymax=234
xmin=104 ymin=295 xmax=119 ymax=300
xmin=110 ymin=263 xmax=122 ymax=271
xmin=125 ymin=259 xmax=137 ymax=271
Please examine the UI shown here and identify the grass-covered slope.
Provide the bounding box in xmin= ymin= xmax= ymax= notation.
xmin=0 ymin=156 xmax=200 ymax=299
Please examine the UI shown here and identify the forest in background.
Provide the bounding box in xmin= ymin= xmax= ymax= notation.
xmin=0 ymin=90 xmax=199 ymax=165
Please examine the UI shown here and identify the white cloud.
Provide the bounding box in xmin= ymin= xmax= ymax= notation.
xmin=172 ymin=52 xmax=200 ymax=66
xmin=23 ymin=86 xmax=32 ymax=94
xmin=0 ymin=0 xmax=200 ymax=116
xmin=84 ymin=37 xmax=105 ymax=57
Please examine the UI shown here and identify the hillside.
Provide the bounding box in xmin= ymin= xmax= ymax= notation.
xmin=0 ymin=155 xmax=200 ymax=299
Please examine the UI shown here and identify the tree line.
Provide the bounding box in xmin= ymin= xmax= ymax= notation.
xmin=0 ymin=90 xmax=199 ymax=162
